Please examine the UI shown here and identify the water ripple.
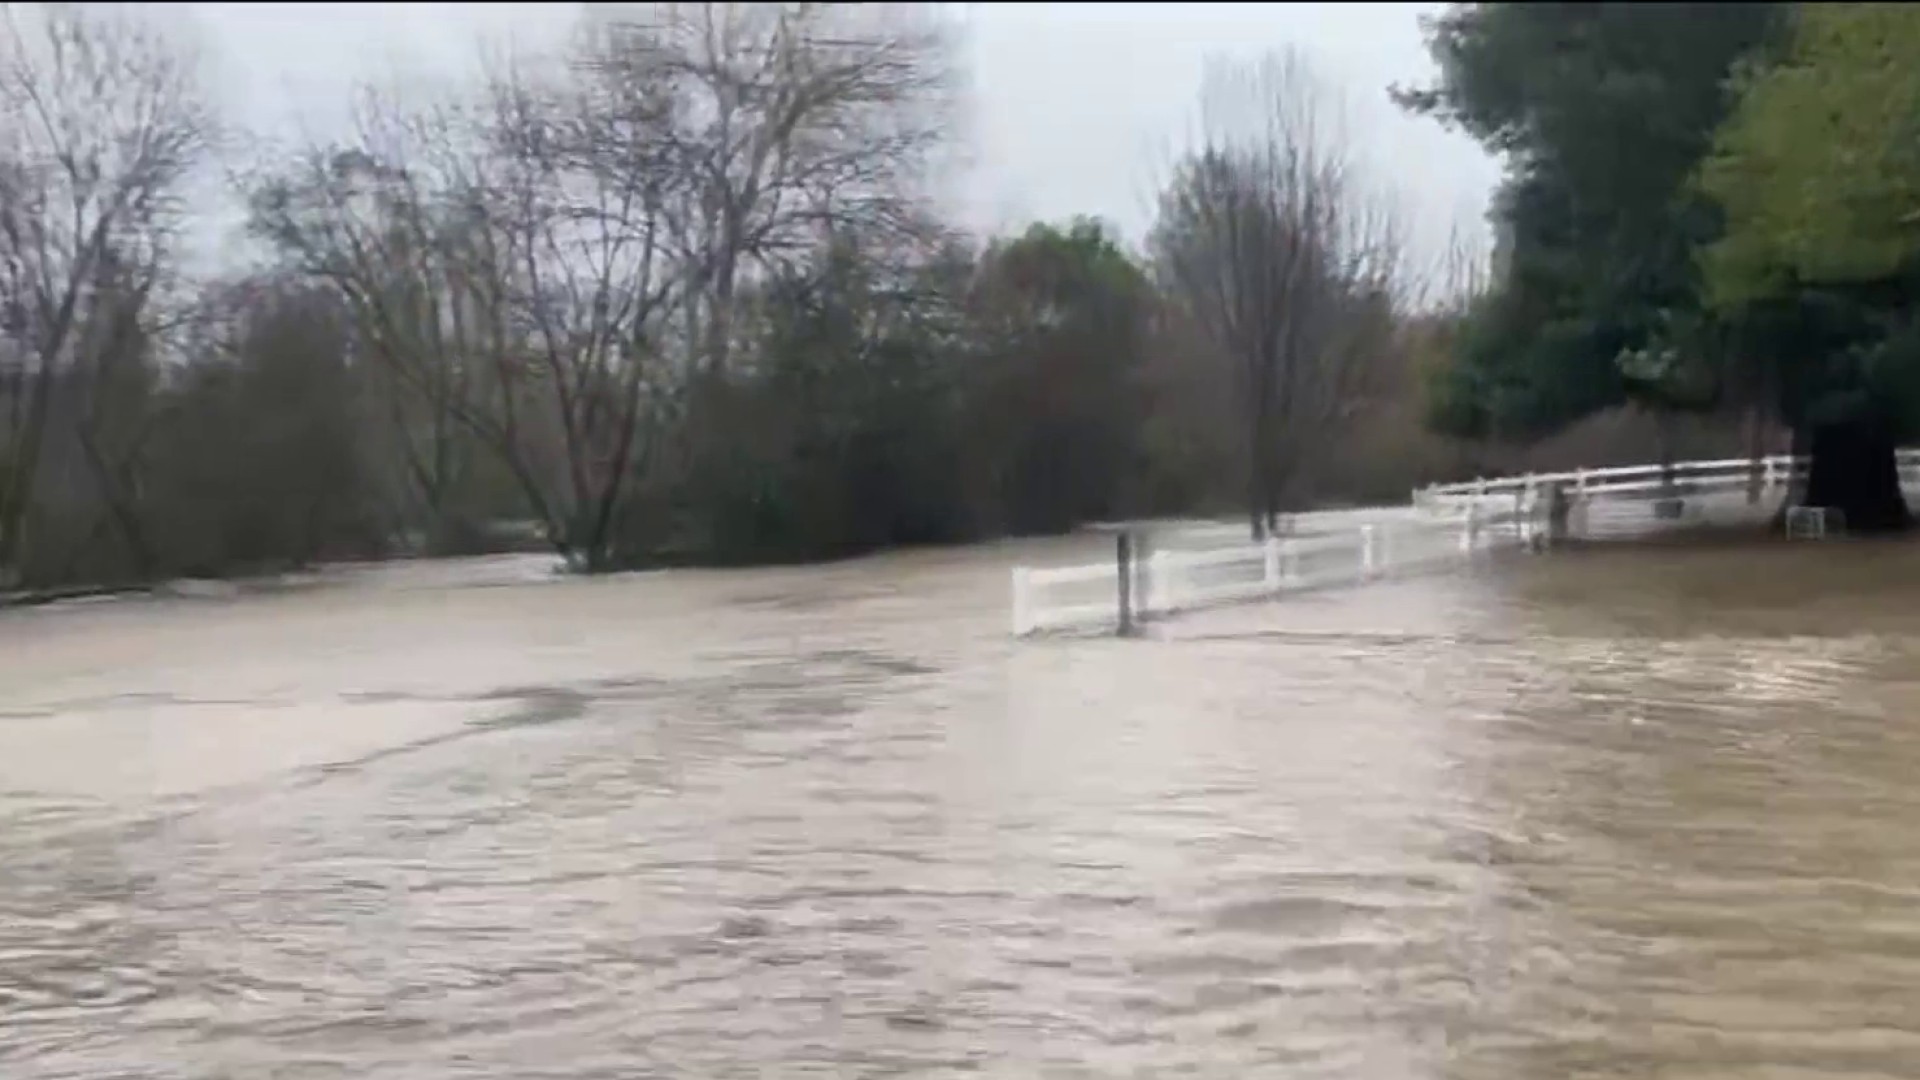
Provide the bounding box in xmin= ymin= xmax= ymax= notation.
xmin=6 ymin=540 xmax=1920 ymax=1076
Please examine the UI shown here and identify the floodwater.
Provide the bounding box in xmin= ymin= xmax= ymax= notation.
xmin=7 ymin=527 xmax=1920 ymax=1078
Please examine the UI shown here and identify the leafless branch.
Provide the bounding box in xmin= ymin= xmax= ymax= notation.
xmin=1149 ymin=48 xmax=1410 ymax=535
xmin=0 ymin=2 xmax=210 ymax=576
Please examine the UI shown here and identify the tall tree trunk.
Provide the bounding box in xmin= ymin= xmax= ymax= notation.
xmin=1245 ymin=370 xmax=1269 ymax=541
xmin=1802 ymin=416 xmax=1911 ymax=533
xmin=0 ymin=368 xmax=60 ymax=579
xmin=1657 ymin=411 xmax=1677 ymax=494
xmin=1769 ymin=424 xmax=1808 ymax=532
xmin=1652 ymin=410 xmax=1683 ymax=520
xmin=76 ymin=428 xmax=154 ymax=581
xmin=1261 ymin=427 xmax=1283 ymax=537
xmin=1245 ymin=466 xmax=1266 ymax=541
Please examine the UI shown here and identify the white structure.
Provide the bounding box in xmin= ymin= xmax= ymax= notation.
xmin=1785 ymin=506 xmax=1833 ymax=540
xmin=1011 ymin=501 xmax=1538 ymax=637
xmin=1414 ymin=450 xmax=1920 ymax=538
xmin=1010 ymin=450 xmax=1920 ymax=637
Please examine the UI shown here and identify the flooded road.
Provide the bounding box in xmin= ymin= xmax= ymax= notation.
xmin=6 ymin=532 xmax=1920 ymax=1078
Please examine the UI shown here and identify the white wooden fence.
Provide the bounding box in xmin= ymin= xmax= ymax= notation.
xmin=1416 ymin=450 xmax=1920 ymax=511
xmin=1011 ymin=449 xmax=1920 ymax=637
xmin=1010 ymin=501 xmax=1538 ymax=637
xmin=1415 ymin=450 xmax=1920 ymax=539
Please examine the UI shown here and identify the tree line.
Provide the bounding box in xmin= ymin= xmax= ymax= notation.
xmin=1402 ymin=2 xmax=1920 ymax=533
xmin=0 ymin=2 xmax=1498 ymax=593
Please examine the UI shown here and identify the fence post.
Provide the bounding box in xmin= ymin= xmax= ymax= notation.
xmin=1131 ymin=530 xmax=1153 ymax=620
xmin=1360 ymin=524 xmax=1378 ymax=579
xmin=1150 ymin=549 xmax=1173 ymax=615
xmin=1263 ymin=536 xmax=1282 ymax=594
xmin=1461 ymin=501 xmax=1480 ymax=554
xmin=1545 ymin=481 xmax=1571 ymax=546
xmin=1011 ymin=568 xmax=1033 ymax=636
xmin=1141 ymin=549 xmax=1156 ymax=614
xmin=1116 ymin=532 xmax=1136 ymax=637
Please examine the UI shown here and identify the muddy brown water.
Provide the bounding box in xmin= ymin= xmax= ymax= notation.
xmin=6 ymin=530 xmax=1920 ymax=1078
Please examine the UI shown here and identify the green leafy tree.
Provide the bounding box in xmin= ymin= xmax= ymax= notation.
xmin=968 ymin=219 xmax=1157 ymax=535
xmin=1701 ymin=4 xmax=1920 ymax=305
xmin=660 ymin=217 xmax=1158 ymax=562
xmin=678 ymin=230 xmax=976 ymax=562
xmin=1397 ymin=3 xmax=1787 ymax=439
xmin=1698 ymin=3 xmax=1920 ymax=530
xmin=148 ymin=278 xmax=385 ymax=574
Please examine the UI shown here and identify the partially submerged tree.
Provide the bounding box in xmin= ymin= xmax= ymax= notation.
xmin=967 ymin=218 xmax=1156 ymax=535
xmin=1395 ymin=3 xmax=1786 ymax=449
xmin=1152 ymin=50 xmax=1405 ymax=538
xmin=0 ymin=3 xmax=210 ymax=583
xmin=150 ymin=274 xmax=381 ymax=572
xmin=245 ymin=93 xmax=525 ymax=556
xmin=1698 ymin=3 xmax=1920 ymax=531
xmin=681 ymin=219 xmax=974 ymax=560
xmin=250 ymin=3 xmax=958 ymax=572
xmin=0 ymin=1 xmax=1503 ymax=594
xmin=612 ymin=2 xmax=957 ymax=380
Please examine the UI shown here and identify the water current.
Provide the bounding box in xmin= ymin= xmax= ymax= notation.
xmin=5 ymin=529 xmax=1920 ymax=1078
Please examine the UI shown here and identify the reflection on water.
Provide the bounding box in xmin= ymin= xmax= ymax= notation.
xmin=6 ymin=534 xmax=1920 ymax=1077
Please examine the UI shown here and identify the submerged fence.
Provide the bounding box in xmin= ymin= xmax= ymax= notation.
xmin=1010 ymin=501 xmax=1540 ymax=637
xmin=1417 ymin=450 xmax=1920 ymax=538
xmin=1011 ymin=449 xmax=1920 ymax=637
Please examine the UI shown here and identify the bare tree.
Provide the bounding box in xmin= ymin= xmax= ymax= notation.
xmin=1423 ymin=217 xmax=1491 ymax=319
xmin=160 ymin=271 xmax=376 ymax=570
xmin=1149 ymin=50 xmax=1406 ymax=538
xmin=245 ymin=92 xmax=500 ymax=554
xmin=251 ymin=4 xmax=957 ymax=572
xmin=474 ymin=40 xmax=690 ymax=570
xmin=250 ymin=39 xmax=693 ymax=570
xmin=587 ymin=2 xmax=957 ymax=379
xmin=0 ymin=2 xmax=209 ymax=584
xmin=67 ymin=246 xmax=163 ymax=576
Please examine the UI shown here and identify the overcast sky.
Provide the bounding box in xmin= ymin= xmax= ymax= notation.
xmin=179 ymin=2 xmax=1502 ymax=277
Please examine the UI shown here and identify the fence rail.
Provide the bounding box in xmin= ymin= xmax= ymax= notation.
xmin=1012 ymin=448 xmax=1920 ymax=637
xmin=1414 ymin=449 xmax=1920 ymax=513
xmin=1011 ymin=502 xmax=1538 ymax=637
